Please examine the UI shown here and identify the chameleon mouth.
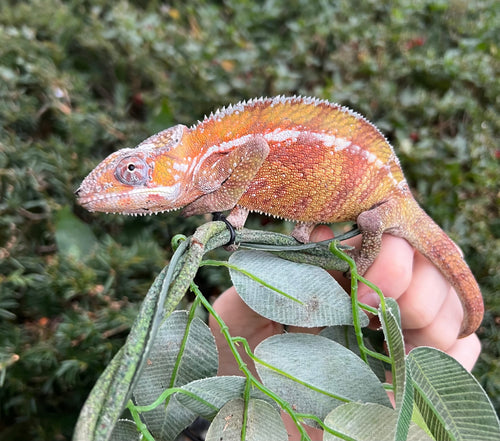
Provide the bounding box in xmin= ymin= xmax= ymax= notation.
xmin=75 ymin=184 xmax=182 ymax=214
xmin=76 ymin=191 xmax=126 ymax=213
xmin=76 ymin=191 xmax=120 ymax=210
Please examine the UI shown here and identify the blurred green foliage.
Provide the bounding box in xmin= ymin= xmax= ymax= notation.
xmin=0 ymin=0 xmax=498 ymax=439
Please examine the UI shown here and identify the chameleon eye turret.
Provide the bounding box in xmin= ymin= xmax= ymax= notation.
xmin=114 ymin=156 xmax=150 ymax=186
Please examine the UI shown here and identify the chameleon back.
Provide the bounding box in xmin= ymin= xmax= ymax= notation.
xmin=189 ymin=96 xmax=408 ymax=223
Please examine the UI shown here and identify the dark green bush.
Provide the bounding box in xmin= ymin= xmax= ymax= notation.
xmin=1 ymin=0 xmax=498 ymax=439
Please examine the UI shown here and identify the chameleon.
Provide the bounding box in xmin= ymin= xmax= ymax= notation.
xmin=76 ymin=95 xmax=483 ymax=337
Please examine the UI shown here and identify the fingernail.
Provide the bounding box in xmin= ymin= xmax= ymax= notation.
xmin=358 ymin=291 xmax=381 ymax=308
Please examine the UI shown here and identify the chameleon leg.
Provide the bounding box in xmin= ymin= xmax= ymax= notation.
xmin=182 ymin=136 xmax=270 ymax=217
xmin=352 ymin=198 xmax=404 ymax=275
xmin=226 ymin=205 xmax=250 ymax=230
xmin=291 ymin=222 xmax=317 ymax=243
xmin=354 ymin=195 xmax=483 ymax=337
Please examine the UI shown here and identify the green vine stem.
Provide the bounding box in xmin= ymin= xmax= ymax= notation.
xmin=201 ymin=259 xmax=304 ymax=304
xmin=191 ymin=282 xmax=313 ymax=440
xmin=329 ymin=242 xmax=395 ymax=382
xmin=192 ymin=282 xmax=357 ymax=441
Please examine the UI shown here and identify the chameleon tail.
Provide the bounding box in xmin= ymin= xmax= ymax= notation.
xmin=400 ymin=196 xmax=484 ymax=338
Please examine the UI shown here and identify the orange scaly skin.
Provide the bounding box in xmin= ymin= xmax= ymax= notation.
xmin=76 ymin=96 xmax=483 ymax=337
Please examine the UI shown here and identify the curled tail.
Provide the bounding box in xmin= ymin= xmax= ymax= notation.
xmin=401 ymin=197 xmax=483 ymax=337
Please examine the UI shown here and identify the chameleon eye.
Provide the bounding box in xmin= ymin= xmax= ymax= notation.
xmin=115 ymin=156 xmax=149 ymax=186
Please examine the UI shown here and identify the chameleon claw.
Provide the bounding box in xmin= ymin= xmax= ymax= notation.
xmin=212 ymin=212 xmax=236 ymax=246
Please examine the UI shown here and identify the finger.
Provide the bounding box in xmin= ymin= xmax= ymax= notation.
xmin=359 ymin=235 xmax=414 ymax=306
xmin=397 ymin=251 xmax=451 ymax=330
xmin=209 ymin=286 xmax=282 ymax=376
xmin=211 ymin=287 xmax=282 ymax=342
xmin=311 ymin=230 xmax=415 ymax=315
xmin=282 ymin=412 xmax=324 ymax=441
xmin=445 ymin=333 xmax=481 ymax=372
xmin=403 ymin=285 xmax=464 ymax=351
xmin=309 ymin=225 xmax=335 ymax=242
xmin=405 ymin=333 xmax=480 ymax=372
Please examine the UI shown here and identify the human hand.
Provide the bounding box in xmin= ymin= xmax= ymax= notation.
xmin=208 ymin=225 xmax=481 ymax=439
xmin=324 ymin=225 xmax=481 ymax=371
xmin=209 ymin=225 xmax=480 ymax=373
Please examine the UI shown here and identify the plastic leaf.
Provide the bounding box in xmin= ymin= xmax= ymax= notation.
xmin=229 ymin=250 xmax=368 ymax=327
xmin=133 ymin=311 xmax=218 ymax=440
xmin=408 ymin=347 xmax=500 ymax=441
xmin=109 ymin=419 xmax=141 ymax=441
xmin=205 ymin=398 xmax=287 ymax=441
xmin=255 ymin=333 xmax=391 ymax=425
xmin=323 ymin=402 xmax=433 ymax=440
xmin=378 ymin=298 xmax=413 ymax=440
xmin=320 ymin=326 xmax=386 ymax=382
xmin=178 ymin=376 xmax=277 ymax=419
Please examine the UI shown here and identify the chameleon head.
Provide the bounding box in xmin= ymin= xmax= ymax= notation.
xmin=76 ymin=124 xmax=201 ymax=214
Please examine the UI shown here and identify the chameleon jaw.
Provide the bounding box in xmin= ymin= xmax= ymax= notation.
xmin=76 ymin=184 xmax=182 ymax=215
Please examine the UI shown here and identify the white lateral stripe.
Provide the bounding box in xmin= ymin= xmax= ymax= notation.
xmin=192 ymin=129 xmax=402 ymax=187
xmin=264 ymin=129 xmax=352 ymax=151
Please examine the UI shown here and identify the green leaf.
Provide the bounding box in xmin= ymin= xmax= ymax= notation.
xmin=54 ymin=206 xmax=97 ymax=260
xmin=254 ymin=333 xmax=391 ymax=426
xmin=229 ymin=251 xmax=368 ymax=327
xmin=378 ymin=298 xmax=414 ymax=440
xmin=73 ymin=260 xmax=174 ymax=441
xmin=205 ymin=398 xmax=288 ymax=441
xmin=73 ymin=237 xmax=191 ymax=441
xmin=319 ymin=326 xmax=386 ymax=382
xmin=178 ymin=376 xmax=277 ymax=420
xmin=323 ymin=402 xmax=433 ymax=440
xmin=133 ymin=311 xmax=218 ymax=440
xmin=408 ymin=347 xmax=500 ymax=441
xmin=109 ymin=419 xmax=141 ymax=441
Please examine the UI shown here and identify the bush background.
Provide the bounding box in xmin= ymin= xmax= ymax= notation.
xmin=0 ymin=0 xmax=498 ymax=439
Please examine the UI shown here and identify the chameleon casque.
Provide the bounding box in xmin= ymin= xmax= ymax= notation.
xmin=76 ymin=95 xmax=483 ymax=337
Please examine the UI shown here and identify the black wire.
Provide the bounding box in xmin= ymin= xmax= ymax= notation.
xmin=212 ymin=212 xmax=236 ymax=246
